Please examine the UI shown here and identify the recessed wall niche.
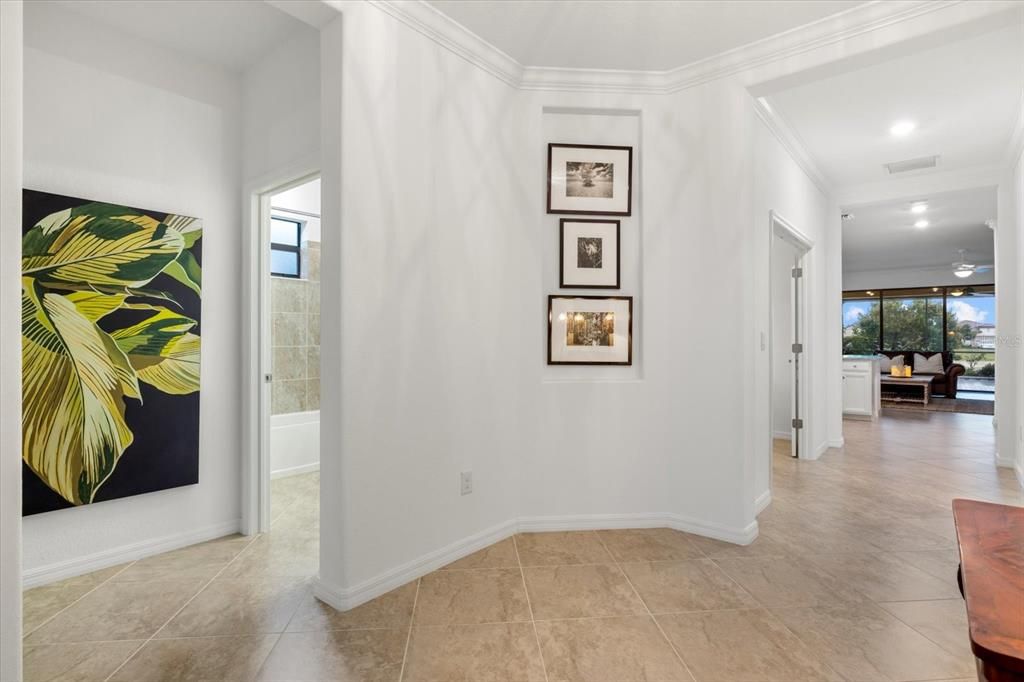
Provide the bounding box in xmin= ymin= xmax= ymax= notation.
xmin=542 ymin=108 xmax=642 ymax=381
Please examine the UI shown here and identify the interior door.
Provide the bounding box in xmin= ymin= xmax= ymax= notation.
xmin=790 ymin=263 xmax=803 ymax=458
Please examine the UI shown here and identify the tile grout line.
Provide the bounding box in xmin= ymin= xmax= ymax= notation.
xmin=23 ymin=559 xmax=138 ymax=640
xmin=238 ymin=477 xmax=322 ymax=680
xmin=876 ymin=600 xmax=974 ymax=661
xmin=397 ymin=577 xmax=422 ymax=682
xmin=592 ymin=530 xmax=698 ymax=682
xmin=512 ymin=534 xmax=551 ymax=682
xmin=101 ymin=529 xmax=265 ymax=681
xmin=100 ymin=532 xmax=264 ymax=679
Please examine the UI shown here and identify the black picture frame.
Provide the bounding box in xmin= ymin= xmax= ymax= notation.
xmin=559 ymin=218 xmax=621 ymax=289
xmin=547 ymin=143 xmax=633 ymax=216
xmin=547 ymin=295 xmax=633 ymax=366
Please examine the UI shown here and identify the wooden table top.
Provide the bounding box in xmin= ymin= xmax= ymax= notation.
xmin=953 ymin=499 xmax=1024 ymax=675
xmin=879 ymin=375 xmax=934 ymax=385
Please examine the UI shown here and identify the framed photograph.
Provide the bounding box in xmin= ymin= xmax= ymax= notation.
xmin=547 ymin=143 xmax=633 ymax=216
xmin=560 ymin=219 xmax=620 ymax=289
xmin=548 ymin=295 xmax=633 ymax=365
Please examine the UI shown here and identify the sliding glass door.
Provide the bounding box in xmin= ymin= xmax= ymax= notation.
xmin=841 ymin=285 xmax=996 ymax=393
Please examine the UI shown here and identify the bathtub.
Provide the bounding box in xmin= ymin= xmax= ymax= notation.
xmin=270 ymin=410 xmax=320 ymax=478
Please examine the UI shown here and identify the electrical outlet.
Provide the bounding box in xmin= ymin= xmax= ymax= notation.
xmin=460 ymin=471 xmax=473 ymax=496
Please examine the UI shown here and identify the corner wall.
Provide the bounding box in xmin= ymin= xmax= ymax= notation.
xmin=317 ymin=2 xmax=833 ymax=607
xmin=20 ymin=2 xmax=245 ymax=584
xmin=1 ymin=1 xmax=24 ymax=676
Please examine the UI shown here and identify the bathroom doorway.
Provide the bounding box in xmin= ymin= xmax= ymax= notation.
xmin=243 ymin=171 xmax=321 ymax=542
xmin=265 ymin=177 xmax=321 ymax=527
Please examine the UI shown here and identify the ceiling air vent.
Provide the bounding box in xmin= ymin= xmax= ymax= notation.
xmin=884 ymin=155 xmax=940 ymax=174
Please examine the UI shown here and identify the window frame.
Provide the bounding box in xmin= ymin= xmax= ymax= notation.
xmin=270 ymin=217 xmax=303 ymax=279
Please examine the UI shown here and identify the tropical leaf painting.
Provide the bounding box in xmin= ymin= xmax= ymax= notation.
xmin=22 ymin=190 xmax=202 ymax=515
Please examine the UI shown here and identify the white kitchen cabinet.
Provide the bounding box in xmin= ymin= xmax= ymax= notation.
xmin=843 ymin=356 xmax=880 ymax=420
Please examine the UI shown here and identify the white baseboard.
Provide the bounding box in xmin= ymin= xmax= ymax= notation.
xmin=314 ymin=518 xmax=518 ymax=612
xmin=517 ymin=512 xmax=666 ymax=533
xmin=995 ymin=453 xmax=1014 ymax=468
xmin=666 ymin=513 xmax=758 ymax=546
xmin=827 ymin=437 xmax=845 ymax=448
xmin=1016 ymin=460 xmax=1024 ymax=490
xmin=315 ymin=512 xmax=758 ymax=612
xmin=772 ymin=431 xmax=791 ymax=440
xmin=23 ymin=518 xmax=242 ymax=588
xmin=271 ymin=462 xmax=320 ymax=480
xmin=754 ymin=490 xmax=772 ymax=515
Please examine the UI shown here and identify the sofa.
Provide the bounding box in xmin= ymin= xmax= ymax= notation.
xmin=878 ymin=351 xmax=966 ymax=399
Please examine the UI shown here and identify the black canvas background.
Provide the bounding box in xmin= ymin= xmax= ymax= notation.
xmin=22 ymin=189 xmax=202 ymax=516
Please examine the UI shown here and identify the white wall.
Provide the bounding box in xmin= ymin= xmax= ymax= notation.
xmin=1 ymin=1 xmax=23 ymax=677
xmin=1001 ymin=117 xmax=1024 ymax=476
xmin=315 ymin=2 xmax=833 ymax=607
xmin=1016 ymin=142 xmax=1024 ymax=481
xmin=242 ymin=29 xmax=321 ymax=185
xmin=751 ymin=117 xmax=831 ymax=511
xmin=844 ymin=263 xmax=994 ymax=290
xmin=21 ymin=2 xmax=244 ymax=583
xmin=321 ymin=3 xmax=529 ymax=598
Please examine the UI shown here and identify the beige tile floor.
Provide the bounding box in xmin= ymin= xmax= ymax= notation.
xmin=22 ymin=410 xmax=1023 ymax=681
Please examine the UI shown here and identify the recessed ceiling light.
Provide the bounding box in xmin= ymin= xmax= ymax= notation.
xmin=890 ymin=120 xmax=916 ymax=136
xmin=914 ymin=220 xmax=929 ymax=229
xmin=911 ymin=202 xmax=928 ymax=214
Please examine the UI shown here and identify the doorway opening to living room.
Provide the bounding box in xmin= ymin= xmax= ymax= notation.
xmin=840 ymin=188 xmax=997 ymax=420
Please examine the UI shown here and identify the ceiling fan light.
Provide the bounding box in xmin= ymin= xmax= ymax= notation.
xmin=950 ymin=289 xmax=964 ymax=296
xmin=953 ymin=268 xmax=972 ymax=278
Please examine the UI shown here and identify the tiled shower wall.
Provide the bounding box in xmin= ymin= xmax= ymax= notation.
xmin=271 ymin=240 xmax=320 ymax=414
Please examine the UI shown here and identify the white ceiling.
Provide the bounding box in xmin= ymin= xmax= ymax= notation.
xmin=46 ymin=0 xmax=313 ymax=72
xmin=425 ymin=0 xmax=865 ymax=71
xmin=842 ymin=187 xmax=995 ymax=273
xmin=766 ymin=23 xmax=1024 ymax=188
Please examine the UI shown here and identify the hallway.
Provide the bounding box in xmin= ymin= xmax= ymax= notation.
xmin=22 ymin=412 xmax=1021 ymax=681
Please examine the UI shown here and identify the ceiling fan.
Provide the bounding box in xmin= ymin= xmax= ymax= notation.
xmin=951 ymin=249 xmax=993 ymax=279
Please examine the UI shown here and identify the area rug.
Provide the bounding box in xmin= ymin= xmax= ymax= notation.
xmin=882 ymin=398 xmax=994 ymax=415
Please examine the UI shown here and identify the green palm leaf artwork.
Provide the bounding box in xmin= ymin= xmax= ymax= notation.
xmin=21 ymin=190 xmax=202 ymax=514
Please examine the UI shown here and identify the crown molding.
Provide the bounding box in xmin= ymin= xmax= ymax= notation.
xmin=368 ymin=1 xmax=977 ymax=95
xmin=753 ymin=98 xmax=833 ymax=196
xmin=365 ymin=0 xmax=522 ymax=88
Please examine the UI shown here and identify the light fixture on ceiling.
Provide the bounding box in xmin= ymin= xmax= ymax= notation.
xmin=865 ymin=290 xmax=874 ymax=296
xmin=950 ymin=288 xmax=964 ymax=296
xmin=890 ymin=120 xmax=916 ymax=136
xmin=914 ymin=220 xmax=929 ymax=229
xmin=951 ymin=249 xmax=993 ymax=279
xmin=911 ymin=202 xmax=928 ymax=214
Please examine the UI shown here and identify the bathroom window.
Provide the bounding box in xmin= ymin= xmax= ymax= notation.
xmin=270 ymin=217 xmax=302 ymax=278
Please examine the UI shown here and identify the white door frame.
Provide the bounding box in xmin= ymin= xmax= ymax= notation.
xmin=768 ymin=210 xmax=813 ymax=467
xmin=241 ymin=162 xmax=319 ymax=536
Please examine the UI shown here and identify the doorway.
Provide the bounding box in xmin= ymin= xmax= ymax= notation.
xmin=265 ymin=177 xmax=321 ymax=525
xmin=244 ymin=171 xmax=321 ymax=536
xmin=769 ymin=212 xmax=812 ymax=463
